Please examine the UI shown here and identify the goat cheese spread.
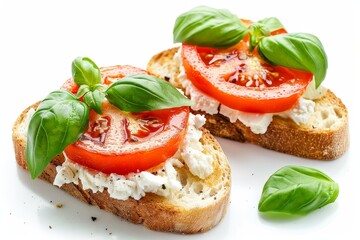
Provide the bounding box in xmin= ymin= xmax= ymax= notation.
xmin=174 ymin=47 xmax=326 ymax=134
xmin=53 ymin=113 xmax=213 ymax=200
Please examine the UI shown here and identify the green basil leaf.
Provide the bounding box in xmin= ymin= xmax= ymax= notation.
xmin=25 ymin=90 xmax=89 ymax=179
xmin=72 ymin=56 xmax=101 ymax=89
xmin=258 ymin=33 xmax=328 ymax=88
xmin=257 ymin=17 xmax=284 ymax=34
xmin=84 ymin=89 xmax=105 ymax=114
xmin=105 ymin=74 xmax=193 ymax=112
xmin=258 ymin=165 xmax=339 ymax=215
xmin=173 ymin=6 xmax=247 ymax=48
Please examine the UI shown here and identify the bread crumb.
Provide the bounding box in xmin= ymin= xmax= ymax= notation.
xmin=56 ymin=203 xmax=63 ymax=208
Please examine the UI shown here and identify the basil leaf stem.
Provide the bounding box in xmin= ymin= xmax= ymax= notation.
xmin=258 ymin=33 xmax=328 ymax=88
xmin=173 ymin=6 xmax=247 ymax=48
xmin=25 ymin=90 xmax=89 ymax=179
xmin=76 ymin=85 xmax=90 ymax=98
xmin=105 ymin=74 xmax=193 ymax=112
xmin=258 ymin=165 xmax=339 ymax=215
xmin=248 ymin=17 xmax=284 ymax=51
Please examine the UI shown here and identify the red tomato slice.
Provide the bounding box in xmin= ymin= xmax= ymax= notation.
xmin=182 ymin=26 xmax=313 ymax=113
xmin=62 ymin=65 xmax=189 ymax=175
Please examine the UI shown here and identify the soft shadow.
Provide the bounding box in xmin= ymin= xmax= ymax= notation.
xmin=258 ymin=202 xmax=339 ymax=230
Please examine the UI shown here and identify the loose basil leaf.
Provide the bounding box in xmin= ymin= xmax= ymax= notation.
xmin=173 ymin=6 xmax=247 ymax=48
xmin=84 ymin=89 xmax=105 ymax=114
xmin=258 ymin=165 xmax=339 ymax=215
xmin=72 ymin=56 xmax=101 ymax=89
xmin=258 ymin=33 xmax=328 ymax=88
xmin=25 ymin=90 xmax=89 ymax=179
xmin=105 ymin=74 xmax=193 ymax=112
xmin=257 ymin=17 xmax=284 ymax=34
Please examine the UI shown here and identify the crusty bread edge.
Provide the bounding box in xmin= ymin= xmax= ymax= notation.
xmin=147 ymin=47 xmax=350 ymax=160
xmin=12 ymin=103 xmax=231 ymax=234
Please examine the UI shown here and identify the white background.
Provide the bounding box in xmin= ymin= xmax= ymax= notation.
xmin=1 ymin=0 xmax=359 ymax=239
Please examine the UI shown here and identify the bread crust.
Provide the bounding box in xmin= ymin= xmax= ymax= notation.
xmin=12 ymin=103 xmax=231 ymax=233
xmin=147 ymin=47 xmax=349 ymax=160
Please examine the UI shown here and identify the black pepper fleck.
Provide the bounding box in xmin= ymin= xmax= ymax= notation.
xmin=49 ymin=225 xmax=52 ymax=229
xmin=164 ymin=76 xmax=170 ymax=81
xmin=91 ymin=216 xmax=97 ymax=222
xmin=161 ymin=184 xmax=166 ymax=190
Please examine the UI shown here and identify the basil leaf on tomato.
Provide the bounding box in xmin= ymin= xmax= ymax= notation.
xmin=25 ymin=90 xmax=89 ymax=179
xmin=258 ymin=33 xmax=328 ymax=88
xmin=258 ymin=165 xmax=339 ymax=215
xmin=72 ymin=56 xmax=101 ymax=89
xmin=173 ymin=6 xmax=247 ymax=48
xmin=105 ymin=74 xmax=193 ymax=112
xmin=257 ymin=17 xmax=284 ymax=34
xmin=84 ymin=89 xmax=105 ymax=114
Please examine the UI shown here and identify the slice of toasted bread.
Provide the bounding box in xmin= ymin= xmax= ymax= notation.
xmin=12 ymin=103 xmax=231 ymax=233
xmin=147 ymin=47 xmax=349 ymax=160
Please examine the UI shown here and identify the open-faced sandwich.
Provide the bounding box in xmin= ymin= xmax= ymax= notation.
xmin=12 ymin=57 xmax=231 ymax=233
xmin=147 ymin=6 xmax=349 ymax=160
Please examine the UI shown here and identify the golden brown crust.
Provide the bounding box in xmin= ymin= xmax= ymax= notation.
xmin=12 ymin=103 xmax=230 ymax=233
xmin=147 ymin=47 xmax=349 ymax=160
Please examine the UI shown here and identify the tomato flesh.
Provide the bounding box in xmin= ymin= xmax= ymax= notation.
xmin=62 ymin=65 xmax=189 ymax=175
xmin=182 ymin=30 xmax=313 ymax=113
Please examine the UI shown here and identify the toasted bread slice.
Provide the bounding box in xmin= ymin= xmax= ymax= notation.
xmin=12 ymin=103 xmax=231 ymax=233
xmin=147 ymin=47 xmax=349 ymax=160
